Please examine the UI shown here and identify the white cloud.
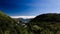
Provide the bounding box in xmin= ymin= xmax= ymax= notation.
xmin=10 ymin=16 xmax=36 ymax=19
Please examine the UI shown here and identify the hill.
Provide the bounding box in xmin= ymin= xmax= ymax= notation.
xmin=18 ymin=18 xmax=32 ymax=23
xmin=1 ymin=11 xmax=60 ymax=34
xmin=0 ymin=11 xmax=21 ymax=34
xmin=31 ymin=13 xmax=60 ymax=22
xmin=27 ymin=13 xmax=60 ymax=34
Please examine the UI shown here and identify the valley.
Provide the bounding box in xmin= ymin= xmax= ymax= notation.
xmin=0 ymin=12 xmax=60 ymax=34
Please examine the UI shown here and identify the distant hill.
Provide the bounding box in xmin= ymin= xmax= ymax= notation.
xmin=18 ymin=18 xmax=32 ymax=23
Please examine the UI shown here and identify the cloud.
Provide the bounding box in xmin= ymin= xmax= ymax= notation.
xmin=10 ymin=16 xmax=36 ymax=19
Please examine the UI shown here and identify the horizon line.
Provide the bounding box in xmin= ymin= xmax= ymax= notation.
xmin=10 ymin=16 xmax=36 ymax=19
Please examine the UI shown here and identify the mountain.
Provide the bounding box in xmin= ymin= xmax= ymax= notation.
xmin=31 ymin=13 xmax=60 ymax=22
xmin=1 ymin=11 xmax=60 ymax=34
xmin=18 ymin=18 xmax=32 ymax=23
xmin=27 ymin=13 xmax=60 ymax=34
xmin=0 ymin=11 xmax=17 ymax=23
xmin=0 ymin=11 xmax=21 ymax=34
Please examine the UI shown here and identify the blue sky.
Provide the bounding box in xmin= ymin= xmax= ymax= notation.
xmin=0 ymin=0 xmax=60 ymax=16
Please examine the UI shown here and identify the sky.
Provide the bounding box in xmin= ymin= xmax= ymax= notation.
xmin=0 ymin=0 xmax=60 ymax=16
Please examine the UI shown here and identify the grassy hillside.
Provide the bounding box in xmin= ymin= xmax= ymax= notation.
xmin=27 ymin=13 xmax=60 ymax=34
xmin=0 ymin=11 xmax=22 ymax=34
xmin=1 ymin=11 xmax=60 ymax=34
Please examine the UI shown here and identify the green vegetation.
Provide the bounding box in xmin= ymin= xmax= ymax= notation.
xmin=0 ymin=11 xmax=60 ymax=34
xmin=27 ymin=13 xmax=60 ymax=34
xmin=0 ymin=11 xmax=21 ymax=34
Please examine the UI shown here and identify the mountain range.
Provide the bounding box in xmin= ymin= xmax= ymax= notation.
xmin=1 ymin=11 xmax=60 ymax=34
